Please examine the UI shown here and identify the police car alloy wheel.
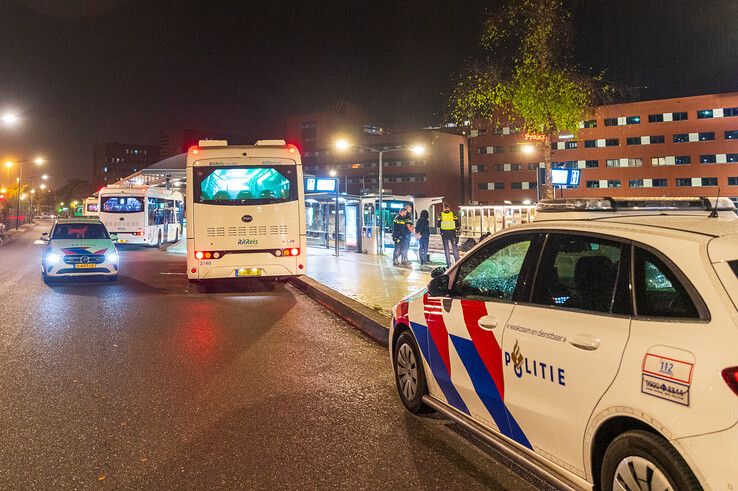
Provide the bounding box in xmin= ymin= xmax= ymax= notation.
xmin=600 ymin=430 xmax=700 ymax=491
xmin=393 ymin=331 xmax=429 ymax=414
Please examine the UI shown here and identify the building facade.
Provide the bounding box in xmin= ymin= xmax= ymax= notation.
xmin=92 ymin=142 xmax=160 ymax=188
xmin=287 ymin=105 xmax=469 ymax=208
xmin=470 ymin=93 xmax=738 ymax=205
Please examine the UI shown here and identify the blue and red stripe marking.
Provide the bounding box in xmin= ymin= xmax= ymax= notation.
xmin=61 ymin=247 xmax=107 ymax=255
xmin=404 ymin=296 xmax=531 ymax=449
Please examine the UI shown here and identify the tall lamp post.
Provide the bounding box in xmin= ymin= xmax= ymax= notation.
xmin=6 ymin=157 xmax=45 ymax=229
xmin=334 ymin=139 xmax=425 ymax=254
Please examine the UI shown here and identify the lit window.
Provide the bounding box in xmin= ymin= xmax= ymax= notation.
xmin=626 ymin=116 xmax=640 ymax=124
xmin=725 ymin=130 xmax=738 ymax=139
xmin=697 ymin=109 xmax=713 ymax=119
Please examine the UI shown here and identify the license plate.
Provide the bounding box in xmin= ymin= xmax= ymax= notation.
xmin=75 ymin=263 xmax=97 ymax=269
xmin=235 ymin=268 xmax=261 ymax=277
xmin=118 ymin=239 xmax=128 ymax=243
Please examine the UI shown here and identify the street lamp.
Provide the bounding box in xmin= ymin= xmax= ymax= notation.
xmin=334 ymin=139 xmax=426 ymax=254
xmin=521 ymin=144 xmax=536 ymax=155
xmin=6 ymin=157 xmax=46 ymax=229
xmin=1 ymin=112 xmax=19 ymax=127
xmin=328 ymin=169 xmax=337 ymax=177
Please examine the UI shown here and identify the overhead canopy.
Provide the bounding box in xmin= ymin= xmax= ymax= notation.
xmin=112 ymin=152 xmax=187 ymax=187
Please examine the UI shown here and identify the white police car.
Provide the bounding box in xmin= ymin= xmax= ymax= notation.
xmin=40 ymin=218 xmax=119 ymax=282
xmin=390 ymin=197 xmax=738 ymax=490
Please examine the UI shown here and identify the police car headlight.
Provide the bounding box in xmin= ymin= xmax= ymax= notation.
xmin=106 ymin=252 xmax=119 ymax=263
xmin=45 ymin=252 xmax=61 ymax=265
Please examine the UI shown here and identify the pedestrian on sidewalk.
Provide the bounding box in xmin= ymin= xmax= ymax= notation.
xmin=415 ymin=209 xmax=430 ymax=265
xmin=437 ymin=202 xmax=460 ymax=267
xmin=392 ymin=207 xmax=413 ymax=266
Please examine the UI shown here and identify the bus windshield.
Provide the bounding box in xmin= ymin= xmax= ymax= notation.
xmin=52 ymin=223 xmax=109 ymax=240
xmin=194 ymin=166 xmax=297 ymax=205
xmin=101 ymin=196 xmax=144 ymax=213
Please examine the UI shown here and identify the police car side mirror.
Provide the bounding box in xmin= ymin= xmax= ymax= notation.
xmin=109 ymin=233 xmax=118 ymax=241
xmin=427 ymin=273 xmax=450 ymax=297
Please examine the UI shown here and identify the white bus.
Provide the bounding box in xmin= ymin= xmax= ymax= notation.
xmin=99 ymin=185 xmax=184 ymax=246
xmin=186 ymin=139 xmax=306 ymax=281
xmin=82 ymin=196 xmax=99 ymax=217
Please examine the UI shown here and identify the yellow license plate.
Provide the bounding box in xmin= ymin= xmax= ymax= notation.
xmin=235 ymin=268 xmax=261 ymax=277
xmin=75 ymin=263 xmax=97 ymax=269
xmin=118 ymin=239 xmax=128 ymax=243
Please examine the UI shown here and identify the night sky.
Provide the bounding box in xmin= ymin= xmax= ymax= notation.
xmin=1 ymin=0 xmax=737 ymax=185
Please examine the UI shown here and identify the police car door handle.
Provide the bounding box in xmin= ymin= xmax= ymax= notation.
xmin=569 ymin=335 xmax=600 ymax=351
xmin=478 ymin=315 xmax=499 ymax=330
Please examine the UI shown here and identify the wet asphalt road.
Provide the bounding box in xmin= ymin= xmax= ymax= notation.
xmin=0 ymin=222 xmax=546 ymax=489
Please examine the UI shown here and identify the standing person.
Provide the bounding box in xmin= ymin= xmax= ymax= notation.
xmin=437 ymin=202 xmax=460 ymax=267
xmin=415 ymin=209 xmax=430 ymax=265
xmin=400 ymin=204 xmax=415 ymax=264
xmin=392 ymin=207 xmax=410 ymax=265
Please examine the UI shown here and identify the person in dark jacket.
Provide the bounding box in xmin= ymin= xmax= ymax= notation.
xmin=415 ymin=209 xmax=430 ymax=265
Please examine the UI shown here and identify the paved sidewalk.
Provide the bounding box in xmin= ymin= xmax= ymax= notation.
xmin=305 ymin=247 xmax=435 ymax=316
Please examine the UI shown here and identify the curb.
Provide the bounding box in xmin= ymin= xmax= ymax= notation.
xmin=0 ymin=223 xmax=33 ymax=248
xmin=289 ymin=275 xmax=390 ymax=347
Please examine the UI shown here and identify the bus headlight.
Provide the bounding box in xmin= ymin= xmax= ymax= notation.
xmin=45 ymin=252 xmax=61 ymax=265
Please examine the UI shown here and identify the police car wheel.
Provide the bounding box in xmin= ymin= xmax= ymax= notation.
xmin=394 ymin=331 xmax=429 ymax=414
xmin=600 ymin=430 xmax=700 ymax=491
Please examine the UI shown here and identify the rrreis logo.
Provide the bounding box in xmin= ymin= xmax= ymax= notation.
xmin=505 ymin=340 xmax=566 ymax=387
xmin=238 ymin=238 xmax=258 ymax=245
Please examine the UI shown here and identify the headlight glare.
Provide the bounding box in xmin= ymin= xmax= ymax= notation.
xmin=45 ymin=252 xmax=61 ymax=265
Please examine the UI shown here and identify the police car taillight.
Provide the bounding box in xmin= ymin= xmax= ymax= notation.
xmin=722 ymin=367 xmax=738 ymax=396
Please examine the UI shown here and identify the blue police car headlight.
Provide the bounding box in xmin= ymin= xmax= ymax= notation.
xmin=45 ymin=252 xmax=61 ymax=265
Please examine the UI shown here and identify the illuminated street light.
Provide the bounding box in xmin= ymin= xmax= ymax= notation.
xmin=34 ymin=157 xmax=45 ymax=165
xmin=409 ymin=144 xmax=426 ymax=156
xmin=522 ymin=199 xmax=532 ymax=205
xmin=39 ymin=183 xmax=47 ymax=190
xmin=1 ymin=112 xmax=19 ymax=127
xmin=329 ymin=169 xmax=337 ymax=177
xmin=334 ymin=139 xmax=351 ymax=151
xmin=521 ymin=144 xmax=536 ymax=155
xmin=0 ymin=188 xmax=5 ymax=193
xmin=41 ymin=174 xmax=48 ymax=180
xmin=4 ymin=161 xmax=12 ymax=168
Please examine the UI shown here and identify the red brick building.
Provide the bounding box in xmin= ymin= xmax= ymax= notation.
xmin=286 ymin=105 xmax=469 ymax=208
xmin=470 ymin=93 xmax=738 ymax=206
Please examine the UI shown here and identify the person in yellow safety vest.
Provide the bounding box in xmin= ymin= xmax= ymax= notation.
xmin=437 ymin=202 xmax=460 ymax=267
